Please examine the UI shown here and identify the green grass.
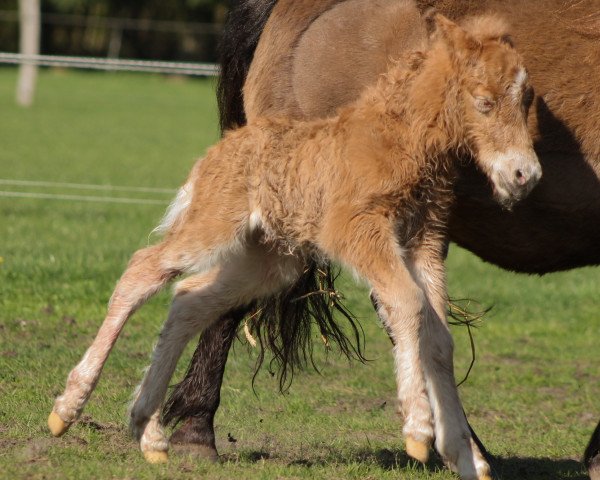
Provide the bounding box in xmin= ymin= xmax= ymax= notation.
xmin=0 ymin=68 xmax=598 ymax=480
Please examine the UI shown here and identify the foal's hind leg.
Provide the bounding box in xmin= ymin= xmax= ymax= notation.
xmin=129 ymin=246 xmax=303 ymax=462
xmin=48 ymin=244 xmax=176 ymax=437
xmin=129 ymin=270 xmax=232 ymax=463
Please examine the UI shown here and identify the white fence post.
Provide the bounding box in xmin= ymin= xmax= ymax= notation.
xmin=16 ymin=0 xmax=41 ymax=107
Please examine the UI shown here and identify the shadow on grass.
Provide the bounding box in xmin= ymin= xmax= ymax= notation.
xmin=490 ymin=456 xmax=588 ymax=480
xmin=228 ymin=447 xmax=435 ymax=470
xmin=230 ymin=448 xmax=589 ymax=479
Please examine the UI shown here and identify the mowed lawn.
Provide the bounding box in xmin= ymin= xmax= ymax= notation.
xmin=0 ymin=68 xmax=598 ymax=480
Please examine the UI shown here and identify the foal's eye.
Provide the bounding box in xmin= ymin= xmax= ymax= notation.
xmin=474 ymin=96 xmax=495 ymax=114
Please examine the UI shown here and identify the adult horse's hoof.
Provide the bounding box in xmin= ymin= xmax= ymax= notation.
xmin=478 ymin=475 xmax=493 ymax=480
xmin=169 ymin=418 xmax=219 ymax=462
xmin=48 ymin=411 xmax=70 ymax=437
xmin=170 ymin=442 xmax=219 ymax=462
xmin=405 ymin=436 xmax=430 ymax=463
xmin=144 ymin=450 xmax=168 ymax=464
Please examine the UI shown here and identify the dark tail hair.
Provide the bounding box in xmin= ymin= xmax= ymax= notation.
xmin=249 ymin=264 xmax=366 ymax=392
xmin=217 ymin=0 xmax=366 ymax=390
xmin=217 ymin=0 xmax=278 ymax=132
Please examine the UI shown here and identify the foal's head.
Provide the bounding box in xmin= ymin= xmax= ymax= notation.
xmin=431 ymin=14 xmax=542 ymax=208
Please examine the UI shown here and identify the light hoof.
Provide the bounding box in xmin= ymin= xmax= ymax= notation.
xmin=48 ymin=411 xmax=70 ymax=437
xmin=144 ymin=450 xmax=168 ymax=464
xmin=405 ymin=436 xmax=430 ymax=463
xmin=479 ymin=475 xmax=493 ymax=480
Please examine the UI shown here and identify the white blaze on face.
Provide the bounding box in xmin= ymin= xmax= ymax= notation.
xmin=509 ymin=67 xmax=528 ymax=99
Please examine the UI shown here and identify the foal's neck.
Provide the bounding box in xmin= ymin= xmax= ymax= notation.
xmin=367 ymin=46 xmax=463 ymax=162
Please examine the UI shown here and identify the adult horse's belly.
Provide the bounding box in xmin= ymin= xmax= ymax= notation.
xmin=450 ymin=154 xmax=600 ymax=274
xmin=244 ymin=0 xmax=600 ymax=274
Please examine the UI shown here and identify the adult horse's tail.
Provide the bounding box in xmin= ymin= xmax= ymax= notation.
xmin=216 ymin=0 xmax=277 ymax=132
xmin=163 ymin=0 xmax=366 ymax=432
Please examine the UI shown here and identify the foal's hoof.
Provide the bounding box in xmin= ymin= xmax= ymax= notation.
xmin=405 ymin=436 xmax=430 ymax=463
xmin=144 ymin=450 xmax=169 ymax=464
xmin=48 ymin=411 xmax=70 ymax=437
xmin=479 ymin=475 xmax=493 ymax=480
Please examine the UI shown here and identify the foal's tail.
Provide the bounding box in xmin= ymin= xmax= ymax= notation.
xmin=153 ymin=179 xmax=194 ymax=237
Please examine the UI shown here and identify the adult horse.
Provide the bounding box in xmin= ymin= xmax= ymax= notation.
xmin=164 ymin=0 xmax=600 ymax=476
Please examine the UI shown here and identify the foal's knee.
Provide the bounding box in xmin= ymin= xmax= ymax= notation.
xmin=379 ymin=285 xmax=427 ymax=333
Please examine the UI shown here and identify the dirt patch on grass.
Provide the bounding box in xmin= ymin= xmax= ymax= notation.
xmin=0 ymin=436 xmax=19 ymax=451
xmin=78 ymin=415 xmax=120 ymax=432
xmin=12 ymin=435 xmax=88 ymax=464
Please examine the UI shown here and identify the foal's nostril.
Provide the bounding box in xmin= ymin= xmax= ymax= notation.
xmin=515 ymin=169 xmax=527 ymax=185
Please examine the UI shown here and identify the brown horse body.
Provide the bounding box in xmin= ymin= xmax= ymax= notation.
xmin=164 ymin=0 xmax=600 ymax=476
xmin=245 ymin=0 xmax=600 ymax=275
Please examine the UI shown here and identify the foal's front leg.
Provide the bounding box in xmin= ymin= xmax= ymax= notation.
xmin=324 ymin=213 xmax=487 ymax=480
xmin=410 ymin=241 xmax=491 ymax=479
xmin=371 ymin=288 xmax=434 ymax=463
xmin=321 ymin=214 xmax=434 ymax=464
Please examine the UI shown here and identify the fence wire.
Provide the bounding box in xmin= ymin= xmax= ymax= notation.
xmin=0 ymin=52 xmax=219 ymax=76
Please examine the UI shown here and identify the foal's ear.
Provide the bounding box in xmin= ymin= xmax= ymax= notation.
xmin=460 ymin=14 xmax=514 ymax=48
xmin=432 ymin=13 xmax=481 ymax=58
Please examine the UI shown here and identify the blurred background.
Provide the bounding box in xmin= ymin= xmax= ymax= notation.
xmin=0 ymin=0 xmax=229 ymax=62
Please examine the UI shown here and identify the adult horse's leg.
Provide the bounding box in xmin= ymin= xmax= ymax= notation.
xmin=163 ymin=0 xmax=278 ymax=458
xmin=585 ymin=422 xmax=600 ymax=480
xmin=164 ymin=309 xmax=245 ymax=461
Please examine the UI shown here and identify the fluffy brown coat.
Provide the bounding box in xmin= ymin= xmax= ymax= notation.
xmin=50 ymin=15 xmax=539 ymax=480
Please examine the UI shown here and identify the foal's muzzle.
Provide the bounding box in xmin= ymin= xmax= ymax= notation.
xmin=487 ymin=149 xmax=542 ymax=209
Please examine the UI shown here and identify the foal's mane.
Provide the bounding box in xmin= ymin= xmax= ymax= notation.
xmin=359 ymin=12 xmax=517 ymax=162
xmin=376 ymin=12 xmax=514 ymax=94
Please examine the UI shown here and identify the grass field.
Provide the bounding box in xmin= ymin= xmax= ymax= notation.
xmin=0 ymin=68 xmax=598 ymax=480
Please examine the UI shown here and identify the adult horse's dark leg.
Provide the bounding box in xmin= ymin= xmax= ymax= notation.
xmin=164 ymin=308 xmax=245 ymax=461
xmin=162 ymin=0 xmax=278 ymax=457
xmin=585 ymin=422 xmax=600 ymax=480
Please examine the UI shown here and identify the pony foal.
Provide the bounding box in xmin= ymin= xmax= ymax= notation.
xmin=48 ymin=14 xmax=540 ymax=480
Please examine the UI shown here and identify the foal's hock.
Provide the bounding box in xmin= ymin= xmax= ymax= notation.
xmin=49 ymin=14 xmax=540 ymax=480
